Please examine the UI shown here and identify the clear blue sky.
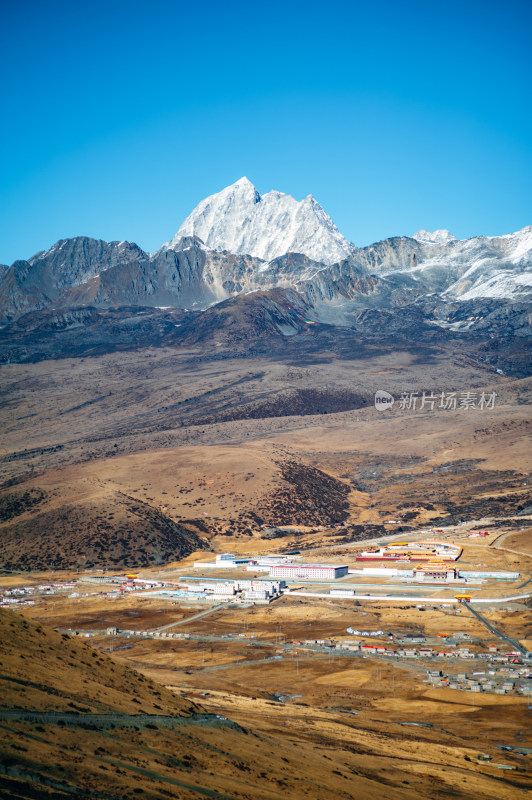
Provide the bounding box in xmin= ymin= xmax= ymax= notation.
xmin=1 ymin=0 xmax=531 ymax=264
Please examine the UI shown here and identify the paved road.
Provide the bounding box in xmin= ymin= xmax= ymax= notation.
xmin=290 ymin=590 xmax=532 ymax=605
xmin=490 ymin=529 xmax=532 ymax=561
xmin=154 ymin=604 xmax=227 ymax=633
xmin=472 ymin=592 xmax=532 ymax=604
xmin=290 ymin=591 xmax=458 ymax=603
xmin=462 ymin=603 xmax=527 ymax=655
xmin=0 ymin=709 xmax=241 ymax=731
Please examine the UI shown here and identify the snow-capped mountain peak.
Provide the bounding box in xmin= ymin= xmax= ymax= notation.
xmin=412 ymin=229 xmax=457 ymax=245
xmin=169 ymin=178 xmax=355 ymax=265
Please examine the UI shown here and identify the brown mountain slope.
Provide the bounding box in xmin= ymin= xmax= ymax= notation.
xmin=0 ymin=610 xmax=199 ymax=721
xmin=0 ymin=609 xmax=409 ymax=800
xmin=0 ymin=491 xmax=209 ymax=572
xmin=1 ymin=609 xmax=530 ymax=800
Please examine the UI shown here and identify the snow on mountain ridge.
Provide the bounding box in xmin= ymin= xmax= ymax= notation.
xmin=169 ymin=177 xmax=355 ymax=265
xmin=500 ymin=224 xmax=532 ymax=264
xmin=404 ymin=226 xmax=532 ymax=301
xmin=412 ymin=229 xmax=457 ymax=245
xmin=457 ymin=270 xmax=532 ymax=301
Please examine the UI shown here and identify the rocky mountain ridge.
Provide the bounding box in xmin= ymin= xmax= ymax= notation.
xmin=1 ymin=180 xmax=530 ymax=347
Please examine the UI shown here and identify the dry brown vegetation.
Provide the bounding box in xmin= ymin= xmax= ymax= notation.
xmin=0 ymin=490 xmax=209 ymax=572
xmin=1 ymin=330 xmax=531 ymax=797
xmin=1 ymin=605 xmax=531 ymax=800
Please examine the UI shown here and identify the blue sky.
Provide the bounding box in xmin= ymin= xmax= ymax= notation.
xmin=1 ymin=0 xmax=531 ymax=264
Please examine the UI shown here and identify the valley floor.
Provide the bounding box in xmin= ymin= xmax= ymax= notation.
xmin=1 ymin=335 xmax=531 ymax=798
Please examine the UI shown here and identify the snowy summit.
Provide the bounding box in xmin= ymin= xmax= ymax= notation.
xmin=168 ymin=177 xmax=355 ymax=265
xmin=412 ymin=229 xmax=457 ymax=245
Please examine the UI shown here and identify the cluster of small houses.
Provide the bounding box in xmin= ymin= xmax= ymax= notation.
xmin=426 ymin=666 xmax=532 ymax=696
xmin=302 ymin=632 xmax=532 ymax=696
xmin=106 ymin=628 xmax=192 ymax=640
xmin=0 ymin=577 xmax=192 ymax=606
xmin=0 ymin=581 xmax=78 ymax=607
xmin=343 ymin=630 xmax=525 ymax=659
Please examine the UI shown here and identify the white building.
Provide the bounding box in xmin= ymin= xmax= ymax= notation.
xmin=211 ymin=583 xmax=235 ymax=595
xmin=244 ymin=589 xmax=270 ymax=601
xmin=269 ymin=564 xmax=348 ymax=580
xmin=235 ymin=579 xmax=283 ymax=593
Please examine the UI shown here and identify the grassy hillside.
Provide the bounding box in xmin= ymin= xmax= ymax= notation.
xmin=0 ymin=490 xmax=209 ymax=572
xmin=1 ymin=609 xmax=530 ymax=800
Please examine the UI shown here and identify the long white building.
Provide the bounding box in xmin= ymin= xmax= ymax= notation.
xmin=269 ymin=564 xmax=348 ymax=580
